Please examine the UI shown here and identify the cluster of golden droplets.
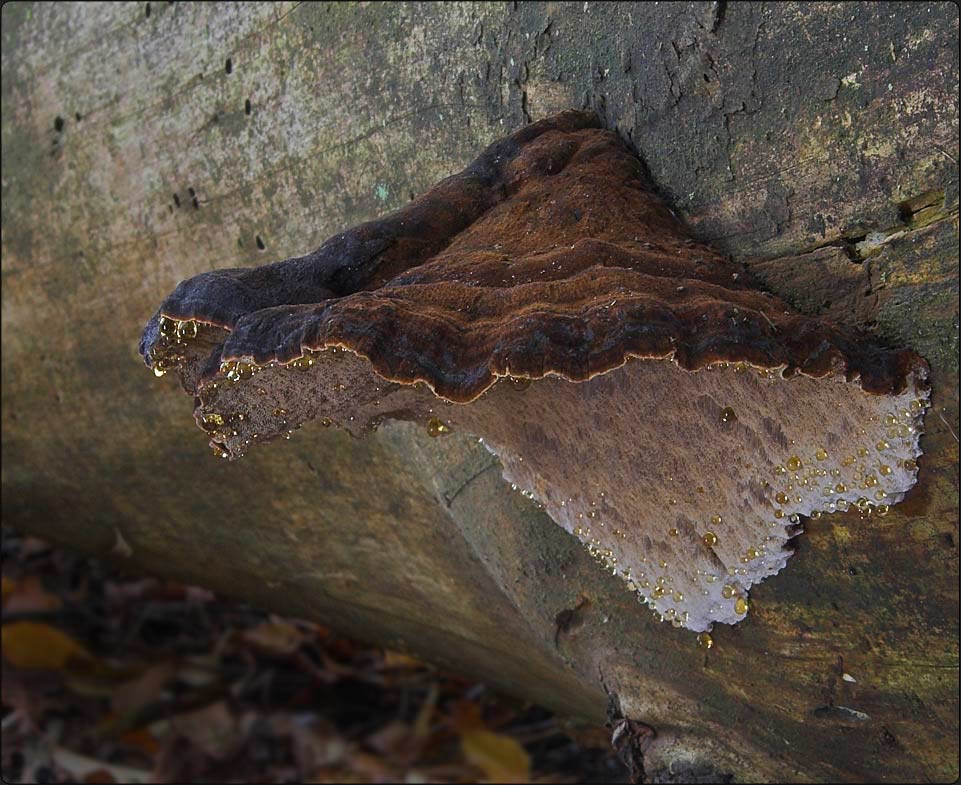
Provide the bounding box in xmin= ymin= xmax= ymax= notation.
xmin=206 ymin=348 xmax=358 ymax=450
xmin=152 ymin=316 xmax=202 ymax=376
xmin=199 ymin=409 xmax=244 ymax=459
xmin=559 ymin=387 xmax=927 ymax=650
xmin=561 ymin=486 xmax=748 ymax=634
xmin=768 ymin=398 xmax=927 ymax=524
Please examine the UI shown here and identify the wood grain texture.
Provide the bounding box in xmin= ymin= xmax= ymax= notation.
xmin=2 ymin=2 xmax=957 ymax=781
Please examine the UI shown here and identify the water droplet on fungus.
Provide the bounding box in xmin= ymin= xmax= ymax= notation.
xmin=720 ymin=407 xmax=737 ymax=423
xmin=427 ymin=417 xmax=451 ymax=437
xmin=697 ymin=632 xmax=713 ymax=649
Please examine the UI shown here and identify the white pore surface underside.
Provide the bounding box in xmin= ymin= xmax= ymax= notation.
xmin=466 ymin=359 xmax=926 ymax=633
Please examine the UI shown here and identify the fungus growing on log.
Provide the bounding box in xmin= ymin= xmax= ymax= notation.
xmin=140 ymin=110 xmax=929 ymax=634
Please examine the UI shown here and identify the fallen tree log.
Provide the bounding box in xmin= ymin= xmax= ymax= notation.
xmin=2 ymin=2 xmax=957 ymax=781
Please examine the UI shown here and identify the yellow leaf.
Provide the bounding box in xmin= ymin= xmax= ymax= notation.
xmin=461 ymin=729 xmax=531 ymax=784
xmin=2 ymin=621 xmax=92 ymax=670
xmin=382 ymin=649 xmax=423 ymax=669
xmin=1 ymin=576 xmax=15 ymax=604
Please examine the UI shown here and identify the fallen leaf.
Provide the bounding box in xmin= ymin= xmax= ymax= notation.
xmin=50 ymin=746 xmax=150 ymax=784
xmin=110 ymin=661 xmax=176 ymax=717
xmin=83 ymin=768 xmax=116 ymax=783
xmin=241 ymin=618 xmax=304 ymax=656
xmin=1 ymin=575 xmax=16 ymax=604
xmin=2 ymin=575 xmax=63 ymax=614
xmin=381 ymin=650 xmax=424 ymax=669
xmin=169 ymin=701 xmax=248 ymax=760
xmin=461 ymin=729 xmax=531 ymax=783
xmin=2 ymin=622 xmax=92 ymax=670
xmin=280 ymin=714 xmax=349 ymax=776
xmin=119 ymin=727 xmax=161 ymax=757
xmin=110 ymin=529 xmax=132 ymax=559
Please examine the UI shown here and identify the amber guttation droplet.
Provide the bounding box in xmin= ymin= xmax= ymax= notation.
xmin=202 ymin=412 xmax=225 ymax=427
xmin=815 ymin=448 xmax=828 ymax=461
xmin=711 ymin=514 xmax=722 ymax=525
xmin=786 ymin=456 xmax=802 ymax=471
xmin=288 ymin=356 xmax=314 ymax=371
xmin=159 ymin=316 xmax=175 ymax=336
xmin=720 ymin=407 xmax=737 ymax=424
xmin=321 ymin=417 xmax=332 ymax=428
xmin=177 ymin=320 xmax=198 ymax=339
xmin=669 ymin=527 xmax=679 ymax=537
xmin=427 ymin=417 xmax=451 ymax=437
xmin=697 ymin=632 xmax=713 ymax=649
xmin=721 ymin=584 xmax=735 ymax=599
xmin=702 ymin=532 xmax=718 ymax=547
xmin=879 ymin=464 xmax=892 ymax=476
xmin=734 ymin=597 xmax=749 ymax=615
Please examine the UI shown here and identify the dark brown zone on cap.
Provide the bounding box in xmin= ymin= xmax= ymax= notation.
xmin=140 ymin=109 xmax=927 ymax=406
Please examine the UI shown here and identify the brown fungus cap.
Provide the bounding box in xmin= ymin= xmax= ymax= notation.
xmin=141 ymin=110 xmax=930 ymax=633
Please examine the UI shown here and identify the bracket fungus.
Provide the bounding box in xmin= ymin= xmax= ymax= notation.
xmin=141 ymin=110 xmax=929 ymax=635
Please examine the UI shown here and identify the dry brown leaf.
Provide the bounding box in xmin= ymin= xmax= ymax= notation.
xmin=241 ymin=618 xmax=305 ymax=656
xmin=2 ymin=575 xmax=17 ymax=605
xmin=110 ymin=661 xmax=176 ymax=718
xmin=461 ymin=729 xmax=531 ymax=784
xmin=381 ymin=650 xmax=424 ymax=669
xmin=365 ymin=720 xmax=412 ymax=757
xmin=281 ymin=715 xmax=349 ymax=776
xmin=110 ymin=528 xmax=133 ymax=558
xmin=2 ymin=576 xmax=63 ymax=614
xmin=169 ymin=701 xmax=248 ymax=760
xmin=119 ymin=727 xmax=161 ymax=757
xmin=345 ymin=750 xmax=396 ymax=782
xmin=50 ymin=746 xmax=151 ymax=784
xmin=2 ymin=621 xmax=92 ymax=670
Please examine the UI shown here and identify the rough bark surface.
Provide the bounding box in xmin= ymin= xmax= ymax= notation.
xmin=2 ymin=3 xmax=958 ymax=782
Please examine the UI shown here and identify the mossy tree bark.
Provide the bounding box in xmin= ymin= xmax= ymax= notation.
xmin=2 ymin=2 xmax=957 ymax=781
